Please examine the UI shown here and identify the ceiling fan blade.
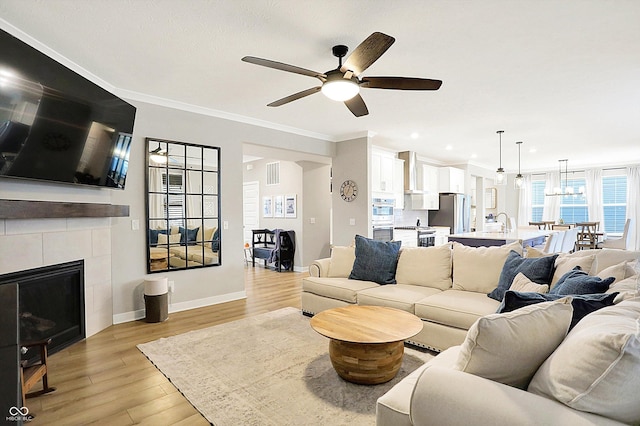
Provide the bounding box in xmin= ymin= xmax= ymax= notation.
xmin=344 ymin=94 xmax=369 ymax=117
xmin=340 ymin=32 xmax=395 ymax=76
xmin=242 ymin=56 xmax=325 ymax=80
xmin=361 ymin=77 xmax=443 ymax=90
xmin=267 ymin=87 xmax=321 ymax=107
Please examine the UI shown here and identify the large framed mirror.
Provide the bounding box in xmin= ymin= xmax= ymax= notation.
xmin=145 ymin=138 xmax=221 ymax=273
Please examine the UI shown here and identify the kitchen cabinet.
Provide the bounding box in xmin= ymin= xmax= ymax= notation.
xmin=439 ymin=167 xmax=465 ymax=193
xmin=393 ymin=229 xmax=417 ymax=247
xmin=393 ymin=158 xmax=404 ymax=209
xmin=410 ymin=194 xmax=439 ymax=210
xmin=371 ymin=150 xmax=395 ymax=194
xmin=422 ymin=164 xmax=439 ymax=193
xmin=432 ymin=226 xmax=451 ymax=246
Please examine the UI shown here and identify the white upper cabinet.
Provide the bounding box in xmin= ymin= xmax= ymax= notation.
xmin=371 ymin=149 xmax=396 ymax=195
xmin=439 ymin=167 xmax=465 ymax=193
xmin=422 ymin=164 xmax=439 ymax=193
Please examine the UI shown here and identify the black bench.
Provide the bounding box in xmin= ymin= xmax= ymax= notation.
xmin=251 ymin=229 xmax=295 ymax=272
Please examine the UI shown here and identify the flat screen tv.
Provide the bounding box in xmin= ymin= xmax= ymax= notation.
xmin=0 ymin=29 xmax=136 ymax=189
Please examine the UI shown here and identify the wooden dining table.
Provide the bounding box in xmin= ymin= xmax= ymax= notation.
xmin=529 ymin=221 xmax=556 ymax=230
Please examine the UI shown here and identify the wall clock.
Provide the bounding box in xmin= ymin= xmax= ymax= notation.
xmin=340 ymin=179 xmax=358 ymax=202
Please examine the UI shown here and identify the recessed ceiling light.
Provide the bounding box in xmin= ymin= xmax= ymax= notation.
xmin=529 ymin=148 xmax=537 ymax=153
xmin=410 ymin=132 xmax=419 ymax=139
xmin=471 ymin=153 xmax=477 ymax=158
xmin=445 ymin=145 xmax=453 ymax=150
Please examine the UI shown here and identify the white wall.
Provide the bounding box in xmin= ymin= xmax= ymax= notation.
xmin=110 ymin=100 xmax=334 ymax=321
xmin=331 ymin=136 xmax=371 ymax=246
xmin=300 ymin=161 xmax=332 ymax=263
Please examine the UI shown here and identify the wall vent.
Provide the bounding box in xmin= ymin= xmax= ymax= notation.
xmin=266 ymin=162 xmax=280 ymax=186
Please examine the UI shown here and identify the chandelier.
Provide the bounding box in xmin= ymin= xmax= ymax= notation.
xmin=545 ymin=159 xmax=585 ymax=197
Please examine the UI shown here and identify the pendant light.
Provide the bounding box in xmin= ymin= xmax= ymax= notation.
xmin=149 ymin=142 xmax=167 ymax=164
xmin=545 ymin=159 xmax=585 ymax=197
xmin=495 ymin=130 xmax=506 ymax=185
xmin=514 ymin=141 xmax=524 ymax=189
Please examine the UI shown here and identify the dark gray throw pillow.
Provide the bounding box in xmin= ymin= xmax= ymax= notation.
xmin=498 ymin=290 xmax=619 ymax=330
xmin=488 ymin=250 xmax=558 ymax=301
xmin=349 ymin=235 xmax=401 ymax=285
xmin=549 ymin=273 xmax=615 ymax=296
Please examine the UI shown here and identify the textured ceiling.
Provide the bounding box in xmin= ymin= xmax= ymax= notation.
xmin=1 ymin=0 xmax=639 ymax=172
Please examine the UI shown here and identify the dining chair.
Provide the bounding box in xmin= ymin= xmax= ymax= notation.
xmin=576 ymin=222 xmax=599 ymax=250
xmin=560 ymin=228 xmax=579 ymax=253
xmin=598 ymin=218 xmax=631 ymax=250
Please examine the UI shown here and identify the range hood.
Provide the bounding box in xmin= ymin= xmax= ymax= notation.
xmin=398 ymin=151 xmax=425 ymax=194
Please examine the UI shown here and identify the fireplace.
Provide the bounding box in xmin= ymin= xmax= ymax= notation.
xmin=0 ymin=260 xmax=85 ymax=361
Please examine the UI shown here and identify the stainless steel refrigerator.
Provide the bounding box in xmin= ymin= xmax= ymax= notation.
xmin=428 ymin=193 xmax=471 ymax=234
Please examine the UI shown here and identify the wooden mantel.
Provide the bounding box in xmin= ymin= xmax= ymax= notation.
xmin=0 ymin=199 xmax=129 ymax=219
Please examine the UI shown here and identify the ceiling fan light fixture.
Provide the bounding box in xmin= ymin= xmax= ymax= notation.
xmin=321 ymin=71 xmax=359 ymax=101
xmin=149 ymin=143 xmax=167 ymax=164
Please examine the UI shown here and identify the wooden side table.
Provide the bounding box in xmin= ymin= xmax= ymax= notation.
xmin=310 ymin=305 xmax=423 ymax=384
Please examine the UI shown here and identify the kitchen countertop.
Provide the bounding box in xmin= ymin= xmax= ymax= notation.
xmin=447 ymin=229 xmax=550 ymax=248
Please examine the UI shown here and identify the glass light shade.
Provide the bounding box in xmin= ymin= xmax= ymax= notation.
xmin=514 ymin=174 xmax=524 ymax=189
xmin=495 ymin=168 xmax=506 ymax=186
xmin=321 ymin=79 xmax=359 ymax=101
xmin=150 ymin=153 xmax=167 ymax=164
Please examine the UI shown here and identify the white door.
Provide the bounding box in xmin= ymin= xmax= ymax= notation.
xmin=243 ymin=181 xmax=260 ymax=245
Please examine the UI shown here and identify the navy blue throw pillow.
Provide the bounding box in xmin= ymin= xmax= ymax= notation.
xmin=149 ymin=229 xmax=160 ymax=247
xmin=488 ymin=250 xmax=558 ymax=301
xmin=498 ymin=290 xmax=618 ymax=330
xmin=179 ymin=227 xmax=199 ymax=246
xmin=348 ymin=235 xmax=401 ymax=285
xmin=552 ymin=266 xmax=587 ymax=290
xmin=549 ymin=274 xmax=615 ymax=296
xmin=211 ymin=228 xmax=220 ymax=251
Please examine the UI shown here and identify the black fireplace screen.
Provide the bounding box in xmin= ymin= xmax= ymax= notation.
xmin=0 ymin=260 xmax=85 ymax=361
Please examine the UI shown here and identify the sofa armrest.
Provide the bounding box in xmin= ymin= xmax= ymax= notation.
xmin=409 ymin=366 xmax=624 ymax=426
xmin=309 ymin=258 xmax=331 ymax=277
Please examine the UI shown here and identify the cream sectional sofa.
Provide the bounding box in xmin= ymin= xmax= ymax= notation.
xmin=302 ymin=243 xmax=640 ymax=352
xmin=376 ymin=295 xmax=640 ymax=426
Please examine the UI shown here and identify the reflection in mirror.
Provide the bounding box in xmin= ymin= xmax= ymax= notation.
xmin=146 ymin=138 xmax=221 ymax=273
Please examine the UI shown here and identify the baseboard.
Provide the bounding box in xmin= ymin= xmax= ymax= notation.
xmin=112 ymin=290 xmax=247 ymax=324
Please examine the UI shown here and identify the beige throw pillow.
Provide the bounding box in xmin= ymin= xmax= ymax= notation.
xmin=509 ymin=272 xmax=549 ymax=293
xmin=452 ymin=241 xmax=523 ymax=293
xmin=528 ymin=299 xmax=640 ymax=424
xmin=524 ymin=246 xmax=553 ymax=259
xmin=157 ymin=233 xmax=180 ymax=245
xmin=597 ymin=260 xmax=636 ymax=284
xmin=454 ymin=299 xmax=573 ymax=389
xmin=395 ymin=245 xmax=452 ymax=290
xmin=327 ymin=246 xmax=356 ymax=278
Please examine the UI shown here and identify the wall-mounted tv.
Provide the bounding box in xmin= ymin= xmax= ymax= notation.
xmin=0 ymin=29 xmax=136 ymax=189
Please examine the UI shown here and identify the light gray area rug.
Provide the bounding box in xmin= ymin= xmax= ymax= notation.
xmin=137 ymin=307 xmax=433 ymax=425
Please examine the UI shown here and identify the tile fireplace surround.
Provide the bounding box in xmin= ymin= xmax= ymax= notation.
xmin=0 ymin=217 xmax=113 ymax=337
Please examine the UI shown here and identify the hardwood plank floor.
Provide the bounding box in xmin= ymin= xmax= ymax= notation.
xmin=27 ymin=265 xmax=305 ymax=425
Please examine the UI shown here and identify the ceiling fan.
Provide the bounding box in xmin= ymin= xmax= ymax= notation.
xmin=242 ymin=32 xmax=442 ymax=117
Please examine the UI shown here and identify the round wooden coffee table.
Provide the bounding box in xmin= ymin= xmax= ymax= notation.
xmin=310 ymin=305 xmax=423 ymax=385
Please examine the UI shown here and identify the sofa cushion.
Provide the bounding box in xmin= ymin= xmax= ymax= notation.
xmin=302 ymin=276 xmax=378 ymax=303
xmin=157 ymin=233 xmax=180 ymax=246
xmin=395 ymin=245 xmax=452 ymax=290
xmin=551 ymin=254 xmax=596 ymax=287
xmin=452 ymin=241 xmax=522 ymax=293
xmin=528 ymin=299 xmax=640 ymax=424
xmin=327 ymin=246 xmax=355 ymax=278
xmin=454 ymin=299 xmax=573 ymax=389
xmin=376 ymin=346 xmax=458 ymax=426
xmin=591 ymin=249 xmax=640 ymax=274
xmin=509 ymin=272 xmax=549 ymax=294
xmin=356 ymin=284 xmax=441 ymax=313
xmin=498 ymin=290 xmax=618 ymax=330
xmin=349 ymin=235 xmax=401 ymax=285
xmin=414 ymin=290 xmax=501 ymax=330
xmin=488 ymin=251 xmax=557 ymax=301
xmin=606 ymin=274 xmax=639 ymax=302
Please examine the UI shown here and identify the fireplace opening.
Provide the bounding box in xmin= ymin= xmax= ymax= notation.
xmin=0 ymin=260 xmax=85 ymax=362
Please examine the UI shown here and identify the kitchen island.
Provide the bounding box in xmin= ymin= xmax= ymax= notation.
xmin=448 ymin=229 xmax=549 ymax=248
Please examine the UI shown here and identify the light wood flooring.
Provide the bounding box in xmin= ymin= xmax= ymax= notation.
xmin=26 ymin=265 xmax=306 ymax=425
